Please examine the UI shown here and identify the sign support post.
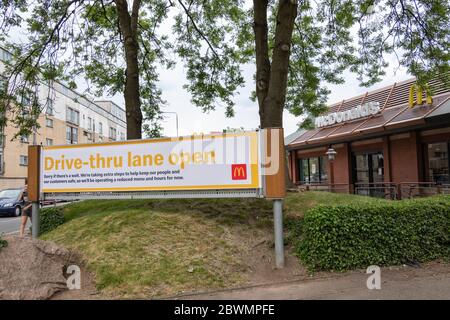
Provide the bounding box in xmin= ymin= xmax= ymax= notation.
xmin=31 ymin=202 xmax=40 ymax=239
xmin=263 ymin=128 xmax=287 ymax=268
xmin=28 ymin=145 xmax=41 ymax=238
xmin=273 ymin=199 xmax=284 ymax=268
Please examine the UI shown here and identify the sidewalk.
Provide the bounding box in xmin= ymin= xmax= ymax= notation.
xmin=175 ymin=262 xmax=450 ymax=300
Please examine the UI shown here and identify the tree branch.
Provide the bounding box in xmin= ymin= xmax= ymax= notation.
xmin=177 ymin=0 xmax=219 ymax=58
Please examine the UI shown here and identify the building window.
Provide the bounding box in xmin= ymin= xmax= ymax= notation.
xmin=46 ymin=138 xmax=53 ymax=146
xmin=0 ymin=153 xmax=4 ymax=174
xmin=66 ymin=126 xmax=78 ymax=144
xmin=20 ymin=135 xmax=29 ymax=143
xmin=46 ymin=117 xmax=54 ymax=128
xmin=0 ymin=49 xmax=12 ymax=62
xmin=66 ymin=107 xmax=80 ymax=125
xmin=19 ymin=155 xmax=28 ymax=166
xmin=427 ymin=142 xmax=449 ymax=184
xmin=109 ymin=127 xmax=117 ymax=140
xmin=21 ymin=94 xmax=31 ymax=106
xmin=298 ymin=156 xmax=328 ymax=183
xmin=120 ymin=132 xmax=125 ymax=141
xmin=46 ymin=99 xmax=54 ymax=115
xmin=87 ymin=117 xmax=92 ymax=131
xmin=99 ymin=122 xmax=103 ymax=135
xmin=0 ymin=76 xmax=7 ymax=95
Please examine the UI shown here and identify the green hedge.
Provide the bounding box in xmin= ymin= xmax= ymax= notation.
xmin=39 ymin=207 xmax=65 ymax=235
xmin=294 ymin=197 xmax=450 ymax=271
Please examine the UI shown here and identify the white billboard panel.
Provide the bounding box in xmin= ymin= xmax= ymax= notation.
xmin=40 ymin=132 xmax=261 ymax=193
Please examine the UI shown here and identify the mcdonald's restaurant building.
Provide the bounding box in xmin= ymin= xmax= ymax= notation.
xmin=286 ymin=76 xmax=450 ymax=198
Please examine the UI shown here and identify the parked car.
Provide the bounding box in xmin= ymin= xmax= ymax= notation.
xmin=0 ymin=188 xmax=26 ymax=217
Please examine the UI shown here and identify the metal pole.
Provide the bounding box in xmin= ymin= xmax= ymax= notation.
xmin=31 ymin=119 xmax=39 ymax=238
xmin=31 ymin=202 xmax=40 ymax=238
xmin=273 ymin=199 xmax=285 ymax=268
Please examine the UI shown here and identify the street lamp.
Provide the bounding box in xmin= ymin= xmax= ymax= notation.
xmin=161 ymin=111 xmax=179 ymax=137
xmin=326 ymin=147 xmax=337 ymax=190
xmin=326 ymin=147 xmax=337 ymax=160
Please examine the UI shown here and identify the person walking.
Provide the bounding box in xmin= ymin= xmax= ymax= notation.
xmin=19 ymin=189 xmax=32 ymax=237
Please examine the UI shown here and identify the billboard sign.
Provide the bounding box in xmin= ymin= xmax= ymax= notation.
xmin=40 ymin=131 xmax=261 ymax=193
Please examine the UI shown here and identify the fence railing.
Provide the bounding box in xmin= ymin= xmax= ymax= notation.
xmin=354 ymin=182 xmax=398 ymax=200
xmin=296 ymin=183 xmax=352 ymax=194
xmin=399 ymin=182 xmax=450 ymax=199
xmin=294 ymin=181 xmax=450 ymax=200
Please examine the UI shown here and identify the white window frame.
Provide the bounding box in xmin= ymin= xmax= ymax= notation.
xmin=46 ymin=117 xmax=54 ymax=128
xmin=19 ymin=155 xmax=28 ymax=166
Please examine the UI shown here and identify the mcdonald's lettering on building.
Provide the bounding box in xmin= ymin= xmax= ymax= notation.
xmin=285 ymin=75 xmax=450 ymax=199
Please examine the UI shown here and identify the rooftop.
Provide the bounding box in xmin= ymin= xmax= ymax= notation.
xmin=288 ymin=75 xmax=450 ymax=148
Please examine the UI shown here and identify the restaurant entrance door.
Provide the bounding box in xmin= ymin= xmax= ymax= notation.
xmin=353 ymin=152 xmax=384 ymax=197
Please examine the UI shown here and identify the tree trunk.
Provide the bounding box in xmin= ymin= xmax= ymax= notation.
xmin=115 ymin=0 xmax=143 ymax=140
xmin=262 ymin=0 xmax=297 ymax=129
xmin=253 ymin=0 xmax=271 ymax=127
xmin=254 ymin=0 xmax=298 ymax=189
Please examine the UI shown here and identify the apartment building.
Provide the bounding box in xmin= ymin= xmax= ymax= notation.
xmin=0 ymin=47 xmax=127 ymax=189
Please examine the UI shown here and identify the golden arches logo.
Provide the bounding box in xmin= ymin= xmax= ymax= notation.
xmin=409 ymin=84 xmax=433 ymax=108
xmin=232 ymin=164 xmax=247 ymax=180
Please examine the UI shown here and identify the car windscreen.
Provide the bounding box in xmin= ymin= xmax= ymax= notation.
xmin=0 ymin=189 xmax=21 ymax=199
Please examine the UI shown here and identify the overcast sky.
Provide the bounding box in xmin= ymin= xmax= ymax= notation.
xmin=153 ymin=58 xmax=411 ymax=138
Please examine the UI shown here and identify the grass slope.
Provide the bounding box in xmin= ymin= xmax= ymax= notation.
xmin=42 ymin=192 xmax=380 ymax=298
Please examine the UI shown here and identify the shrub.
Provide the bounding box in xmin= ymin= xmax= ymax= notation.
xmin=39 ymin=207 xmax=65 ymax=235
xmin=0 ymin=236 xmax=7 ymax=250
xmin=294 ymin=196 xmax=450 ymax=271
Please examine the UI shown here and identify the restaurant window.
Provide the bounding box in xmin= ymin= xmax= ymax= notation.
xmin=66 ymin=126 xmax=78 ymax=144
xmin=353 ymin=152 xmax=384 ymax=184
xmin=298 ymin=156 xmax=328 ymax=183
xmin=427 ymin=142 xmax=449 ymax=184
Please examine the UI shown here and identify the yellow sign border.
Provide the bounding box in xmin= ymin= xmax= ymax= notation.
xmin=41 ymin=132 xmax=260 ymax=193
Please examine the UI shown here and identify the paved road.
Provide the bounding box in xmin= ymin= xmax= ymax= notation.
xmin=0 ymin=217 xmax=30 ymax=235
xmin=177 ymin=264 xmax=450 ymax=300
xmin=0 ymin=202 xmax=72 ymax=235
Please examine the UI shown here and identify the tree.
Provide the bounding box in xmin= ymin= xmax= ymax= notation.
xmin=259 ymin=0 xmax=450 ymax=130
xmin=0 ymin=0 xmax=249 ymax=139
xmin=174 ymin=0 xmax=450 ymax=129
xmin=1 ymin=0 xmax=449 ymax=140
xmin=0 ymin=0 xmax=175 ymax=139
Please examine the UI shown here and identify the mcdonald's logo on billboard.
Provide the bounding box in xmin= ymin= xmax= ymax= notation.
xmin=409 ymin=83 xmax=433 ymax=108
xmin=232 ymin=164 xmax=247 ymax=180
